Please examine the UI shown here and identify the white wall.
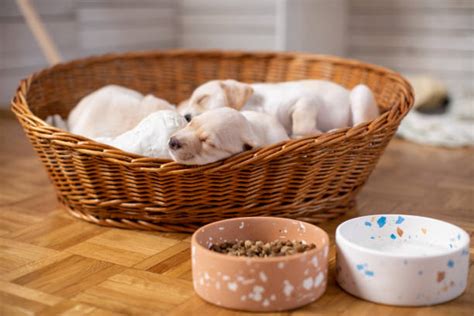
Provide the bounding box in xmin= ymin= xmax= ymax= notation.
xmin=179 ymin=0 xmax=347 ymax=54
xmin=179 ymin=0 xmax=278 ymax=50
xmin=77 ymin=0 xmax=177 ymax=56
xmin=347 ymin=0 xmax=474 ymax=98
xmin=279 ymin=0 xmax=347 ymax=54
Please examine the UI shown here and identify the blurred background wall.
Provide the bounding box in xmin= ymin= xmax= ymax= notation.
xmin=348 ymin=0 xmax=473 ymax=100
xmin=0 ymin=0 xmax=472 ymax=107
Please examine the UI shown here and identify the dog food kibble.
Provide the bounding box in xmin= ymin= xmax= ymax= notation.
xmin=209 ymin=240 xmax=316 ymax=257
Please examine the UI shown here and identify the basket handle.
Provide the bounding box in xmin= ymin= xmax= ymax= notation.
xmin=16 ymin=0 xmax=62 ymax=65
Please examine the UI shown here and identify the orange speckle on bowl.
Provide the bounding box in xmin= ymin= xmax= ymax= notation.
xmin=437 ymin=271 xmax=445 ymax=282
xmin=421 ymin=228 xmax=427 ymax=234
xmin=397 ymin=227 xmax=404 ymax=237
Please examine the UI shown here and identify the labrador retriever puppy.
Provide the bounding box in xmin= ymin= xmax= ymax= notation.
xmin=179 ymin=79 xmax=379 ymax=137
xmin=68 ymin=85 xmax=175 ymax=139
xmin=168 ymin=108 xmax=288 ymax=165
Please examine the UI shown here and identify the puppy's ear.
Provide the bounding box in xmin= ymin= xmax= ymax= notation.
xmin=220 ymin=80 xmax=254 ymax=110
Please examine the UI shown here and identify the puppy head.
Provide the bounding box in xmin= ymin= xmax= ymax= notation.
xmin=179 ymin=80 xmax=254 ymax=122
xmin=168 ymin=108 xmax=257 ymax=165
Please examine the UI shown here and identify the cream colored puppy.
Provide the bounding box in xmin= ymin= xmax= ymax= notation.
xmin=168 ymin=108 xmax=288 ymax=165
xmin=68 ymin=85 xmax=174 ymax=139
xmin=179 ymin=79 xmax=379 ymax=137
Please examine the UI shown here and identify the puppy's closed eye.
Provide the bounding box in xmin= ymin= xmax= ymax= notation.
xmin=243 ymin=143 xmax=253 ymax=151
xmin=197 ymin=95 xmax=209 ymax=106
xmin=200 ymin=136 xmax=216 ymax=148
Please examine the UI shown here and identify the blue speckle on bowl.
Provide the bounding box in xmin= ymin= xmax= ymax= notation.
xmin=377 ymin=216 xmax=387 ymax=228
xmin=395 ymin=216 xmax=405 ymax=225
xmin=448 ymin=260 xmax=455 ymax=268
xmin=390 ymin=233 xmax=397 ymax=240
xmin=365 ymin=221 xmax=372 ymax=227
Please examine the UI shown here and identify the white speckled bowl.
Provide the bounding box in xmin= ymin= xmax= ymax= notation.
xmin=191 ymin=217 xmax=330 ymax=312
xmin=336 ymin=214 xmax=470 ymax=306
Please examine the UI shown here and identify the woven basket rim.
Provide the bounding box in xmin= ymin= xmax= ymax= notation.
xmin=11 ymin=49 xmax=414 ymax=174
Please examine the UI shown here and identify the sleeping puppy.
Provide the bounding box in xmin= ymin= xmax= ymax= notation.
xmin=168 ymin=108 xmax=288 ymax=165
xmin=68 ymin=85 xmax=174 ymax=139
xmin=178 ymin=79 xmax=380 ymax=137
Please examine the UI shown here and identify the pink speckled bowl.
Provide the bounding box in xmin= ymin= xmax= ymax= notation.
xmin=191 ymin=217 xmax=330 ymax=312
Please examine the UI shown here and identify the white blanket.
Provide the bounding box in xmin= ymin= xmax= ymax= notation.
xmin=96 ymin=110 xmax=186 ymax=158
xmin=397 ymin=96 xmax=474 ymax=147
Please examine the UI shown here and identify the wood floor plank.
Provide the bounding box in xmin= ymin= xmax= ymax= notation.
xmin=0 ymin=281 xmax=63 ymax=315
xmin=146 ymin=245 xmax=191 ymax=275
xmin=0 ymin=291 xmax=48 ymax=315
xmin=12 ymin=255 xmax=125 ymax=298
xmin=74 ymin=269 xmax=194 ymax=315
xmin=0 ymin=210 xmax=43 ymax=235
xmin=65 ymin=230 xmax=181 ymax=267
xmin=66 ymin=241 xmax=152 ymax=267
xmin=37 ymin=301 xmax=120 ymax=316
xmin=86 ymin=230 xmax=180 ymax=256
xmin=7 ymin=218 xmax=108 ymax=250
xmin=134 ymin=241 xmax=191 ymax=270
xmin=0 ymin=238 xmax=59 ymax=275
xmin=0 ymin=281 xmax=63 ymax=306
xmin=1 ymin=252 xmax=73 ymax=282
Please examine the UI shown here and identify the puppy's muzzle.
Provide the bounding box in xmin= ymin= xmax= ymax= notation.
xmin=168 ymin=136 xmax=182 ymax=150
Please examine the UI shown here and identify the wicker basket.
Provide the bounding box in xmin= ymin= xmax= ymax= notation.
xmin=11 ymin=50 xmax=413 ymax=233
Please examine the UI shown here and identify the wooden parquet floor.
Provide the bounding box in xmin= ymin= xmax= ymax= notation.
xmin=1 ymin=110 xmax=473 ymax=315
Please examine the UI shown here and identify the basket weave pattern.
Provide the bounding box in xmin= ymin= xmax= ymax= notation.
xmin=11 ymin=50 xmax=413 ymax=232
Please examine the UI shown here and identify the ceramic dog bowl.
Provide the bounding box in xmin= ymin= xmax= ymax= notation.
xmin=191 ymin=217 xmax=330 ymax=312
xmin=336 ymin=214 xmax=470 ymax=306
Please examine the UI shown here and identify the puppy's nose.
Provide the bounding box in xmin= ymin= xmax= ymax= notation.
xmin=184 ymin=114 xmax=192 ymax=122
xmin=168 ymin=136 xmax=182 ymax=150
